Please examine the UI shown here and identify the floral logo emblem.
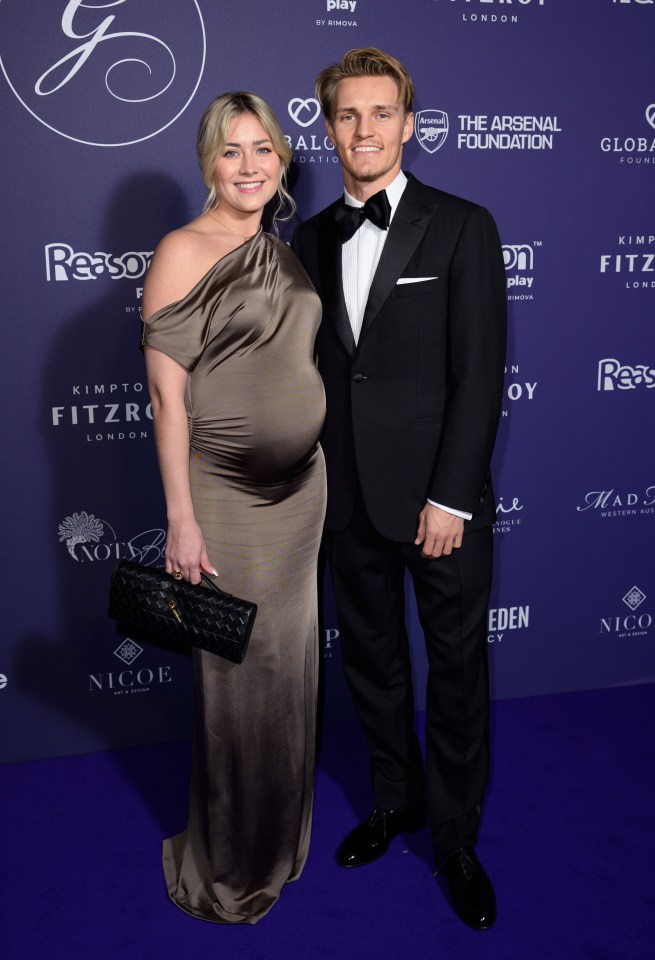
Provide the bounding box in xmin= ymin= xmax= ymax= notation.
xmin=58 ymin=511 xmax=104 ymax=560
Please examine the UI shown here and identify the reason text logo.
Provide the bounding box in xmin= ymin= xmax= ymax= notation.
xmin=45 ymin=243 xmax=152 ymax=281
xmin=597 ymin=359 xmax=655 ymax=391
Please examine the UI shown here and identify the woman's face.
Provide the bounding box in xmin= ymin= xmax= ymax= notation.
xmin=213 ymin=112 xmax=282 ymax=217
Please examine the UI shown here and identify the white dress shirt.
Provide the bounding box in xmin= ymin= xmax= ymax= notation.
xmin=341 ymin=171 xmax=472 ymax=522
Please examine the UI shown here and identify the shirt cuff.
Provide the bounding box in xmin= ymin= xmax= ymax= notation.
xmin=427 ymin=500 xmax=473 ymax=521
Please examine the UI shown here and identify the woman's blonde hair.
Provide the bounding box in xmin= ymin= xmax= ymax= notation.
xmin=196 ymin=91 xmax=295 ymax=224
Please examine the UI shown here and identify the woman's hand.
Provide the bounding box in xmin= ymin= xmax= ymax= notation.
xmin=165 ymin=518 xmax=217 ymax=584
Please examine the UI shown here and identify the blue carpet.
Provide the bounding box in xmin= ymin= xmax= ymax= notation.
xmin=2 ymin=685 xmax=653 ymax=960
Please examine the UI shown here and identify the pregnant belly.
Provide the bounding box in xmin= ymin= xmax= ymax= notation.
xmin=189 ymin=372 xmax=325 ymax=483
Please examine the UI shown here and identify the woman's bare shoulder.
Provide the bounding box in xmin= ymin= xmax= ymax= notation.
xmin=150 ymin=220 xmax=210 ymax=274
xmin=142 ymin=218 xmax=223 ymax=319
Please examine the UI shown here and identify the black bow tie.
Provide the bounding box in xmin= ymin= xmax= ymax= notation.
xmin=334 ymin=190 xmax=392 ymax=243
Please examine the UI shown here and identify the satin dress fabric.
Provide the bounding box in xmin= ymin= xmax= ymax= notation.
xmin=142 ymin=230 xmax=326 ymax=924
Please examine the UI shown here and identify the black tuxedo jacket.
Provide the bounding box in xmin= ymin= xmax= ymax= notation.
xmin=293 ymin=173 xmax=507 ymax=542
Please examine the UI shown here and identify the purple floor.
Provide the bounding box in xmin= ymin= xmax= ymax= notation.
xmin=2 ymin=684 xmax=653 ymax=960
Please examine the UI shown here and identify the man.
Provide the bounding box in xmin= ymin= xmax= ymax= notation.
xmin=293 ymin=48 xmax=506 ymax=930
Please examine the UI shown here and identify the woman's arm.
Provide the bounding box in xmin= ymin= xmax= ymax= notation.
xmin=144 ymin=347 xmax=216 ymax=584
xmin=142 ymin=231 xmax=217 ymax=584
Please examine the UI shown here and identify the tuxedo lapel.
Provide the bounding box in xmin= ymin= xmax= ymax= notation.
xmin=318 ymin=209 xmax=356 ymax=358
xmin=357 ymin=176 xmax=439 ymax=348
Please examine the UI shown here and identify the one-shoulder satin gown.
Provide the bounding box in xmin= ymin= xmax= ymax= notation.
xmin=142 ymin=230 xmax=326 ymax=923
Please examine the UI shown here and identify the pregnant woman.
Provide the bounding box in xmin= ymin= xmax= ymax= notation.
xmin=141 ymin=92 xmax=326 ymax=924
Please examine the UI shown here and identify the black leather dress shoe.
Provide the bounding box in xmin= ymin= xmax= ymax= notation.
xmin=336 ymin=808 xmax=426 ymax=868
xmin=436 ymin=848 xmax=496 ymax=930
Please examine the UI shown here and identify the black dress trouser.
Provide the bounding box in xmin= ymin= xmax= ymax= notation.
xmin=326 ymin=491 xmax=493 ymax=853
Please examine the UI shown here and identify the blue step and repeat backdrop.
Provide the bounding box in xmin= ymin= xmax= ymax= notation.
xmin=0 ymin=0 xmax=653 ymax=764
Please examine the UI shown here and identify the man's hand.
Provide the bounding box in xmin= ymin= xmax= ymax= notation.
xmin=414 ymin=503 xmax=464 ymax=558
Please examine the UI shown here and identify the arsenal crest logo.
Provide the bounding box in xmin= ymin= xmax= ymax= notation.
xmin=415 ymin=109 xmax=449 ymax=154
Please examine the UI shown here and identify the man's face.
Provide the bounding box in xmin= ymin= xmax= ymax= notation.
xmin=326 ymin=75 xmax=414 ymax=194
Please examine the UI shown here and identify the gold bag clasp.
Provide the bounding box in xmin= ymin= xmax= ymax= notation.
xmin=168 ymin=599 xmax=182 ymax=623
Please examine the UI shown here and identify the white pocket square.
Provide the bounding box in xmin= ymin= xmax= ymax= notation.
xmin=396 ymin=276 xmax=439 ymax=285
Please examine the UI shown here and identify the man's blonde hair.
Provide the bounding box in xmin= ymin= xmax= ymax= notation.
xmin=315 ymin=48 xmax=415 ymax=120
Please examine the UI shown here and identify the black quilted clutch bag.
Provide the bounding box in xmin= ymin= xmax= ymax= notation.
xmin=108 ymin=560 xmax=256 ymax=664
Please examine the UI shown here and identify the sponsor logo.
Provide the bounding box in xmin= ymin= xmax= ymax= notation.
xmin=316 ymin=0 xmax=359 ymax=27
xmin=288 ymin=97 xmax=321 ymax=128
xmin=501 ymin=364 xmax=538 ymax=416
xmin=600 ymin=105 xmax=655 ymax=164
xmin=0 ymin=674 xmax=7 ymax=691
xmin=59 ymin=512 xmax=105 ymax=560
xmin=323 ymin=628 xmax=339 ymax=660
xmin=599 ymin=234 xmax=655 ymax=291
xmin=447 ymin=0 xmax=546 ymax=4
xmin=623 ymin=586 xmax=646 ymax=611
xmin=458 ymin=114 xmax=562 ymax=150
xmin=58 ymin=511 xmax=166 ymax=563
xmin=436 ymin=0 xmax=546 ymax=26
xmin=503 ymin=242 xmax=540 ymax=299
xmin=576 ymin=486 xmax=655 ymax=518
xmin=45 ymin=243 xmax=152 ymax=282
xmin=90 ymin=626 xmax=173 ymax=697
xmin=126 ymin=287 xmax=144 ymax=314
xmin=599 ymin=586 xmax=652 ymax=639
xmin=51 ymin=381 xmax=151 ymax=443
xmin=114 ymin=639 xmax=144 ymax=666
xmin=0 ymin=0 xmax=205 ymax=147
xmin=597 ymin=359 xmax=655 ymax=391
xmin=285 ymin=95 xmax=338 ymax=165
xmin=88 ymin=659 xmax=173 ymax=695
xmin=415 ymin=109 xmax=561 ymax=153
xmin=488 ymin=604 xmax=530 ymax=644
xmin=415 ymin=110 xmax=449 ymax=154
xmin=493 ymin=496 xmax=524 ymax=534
